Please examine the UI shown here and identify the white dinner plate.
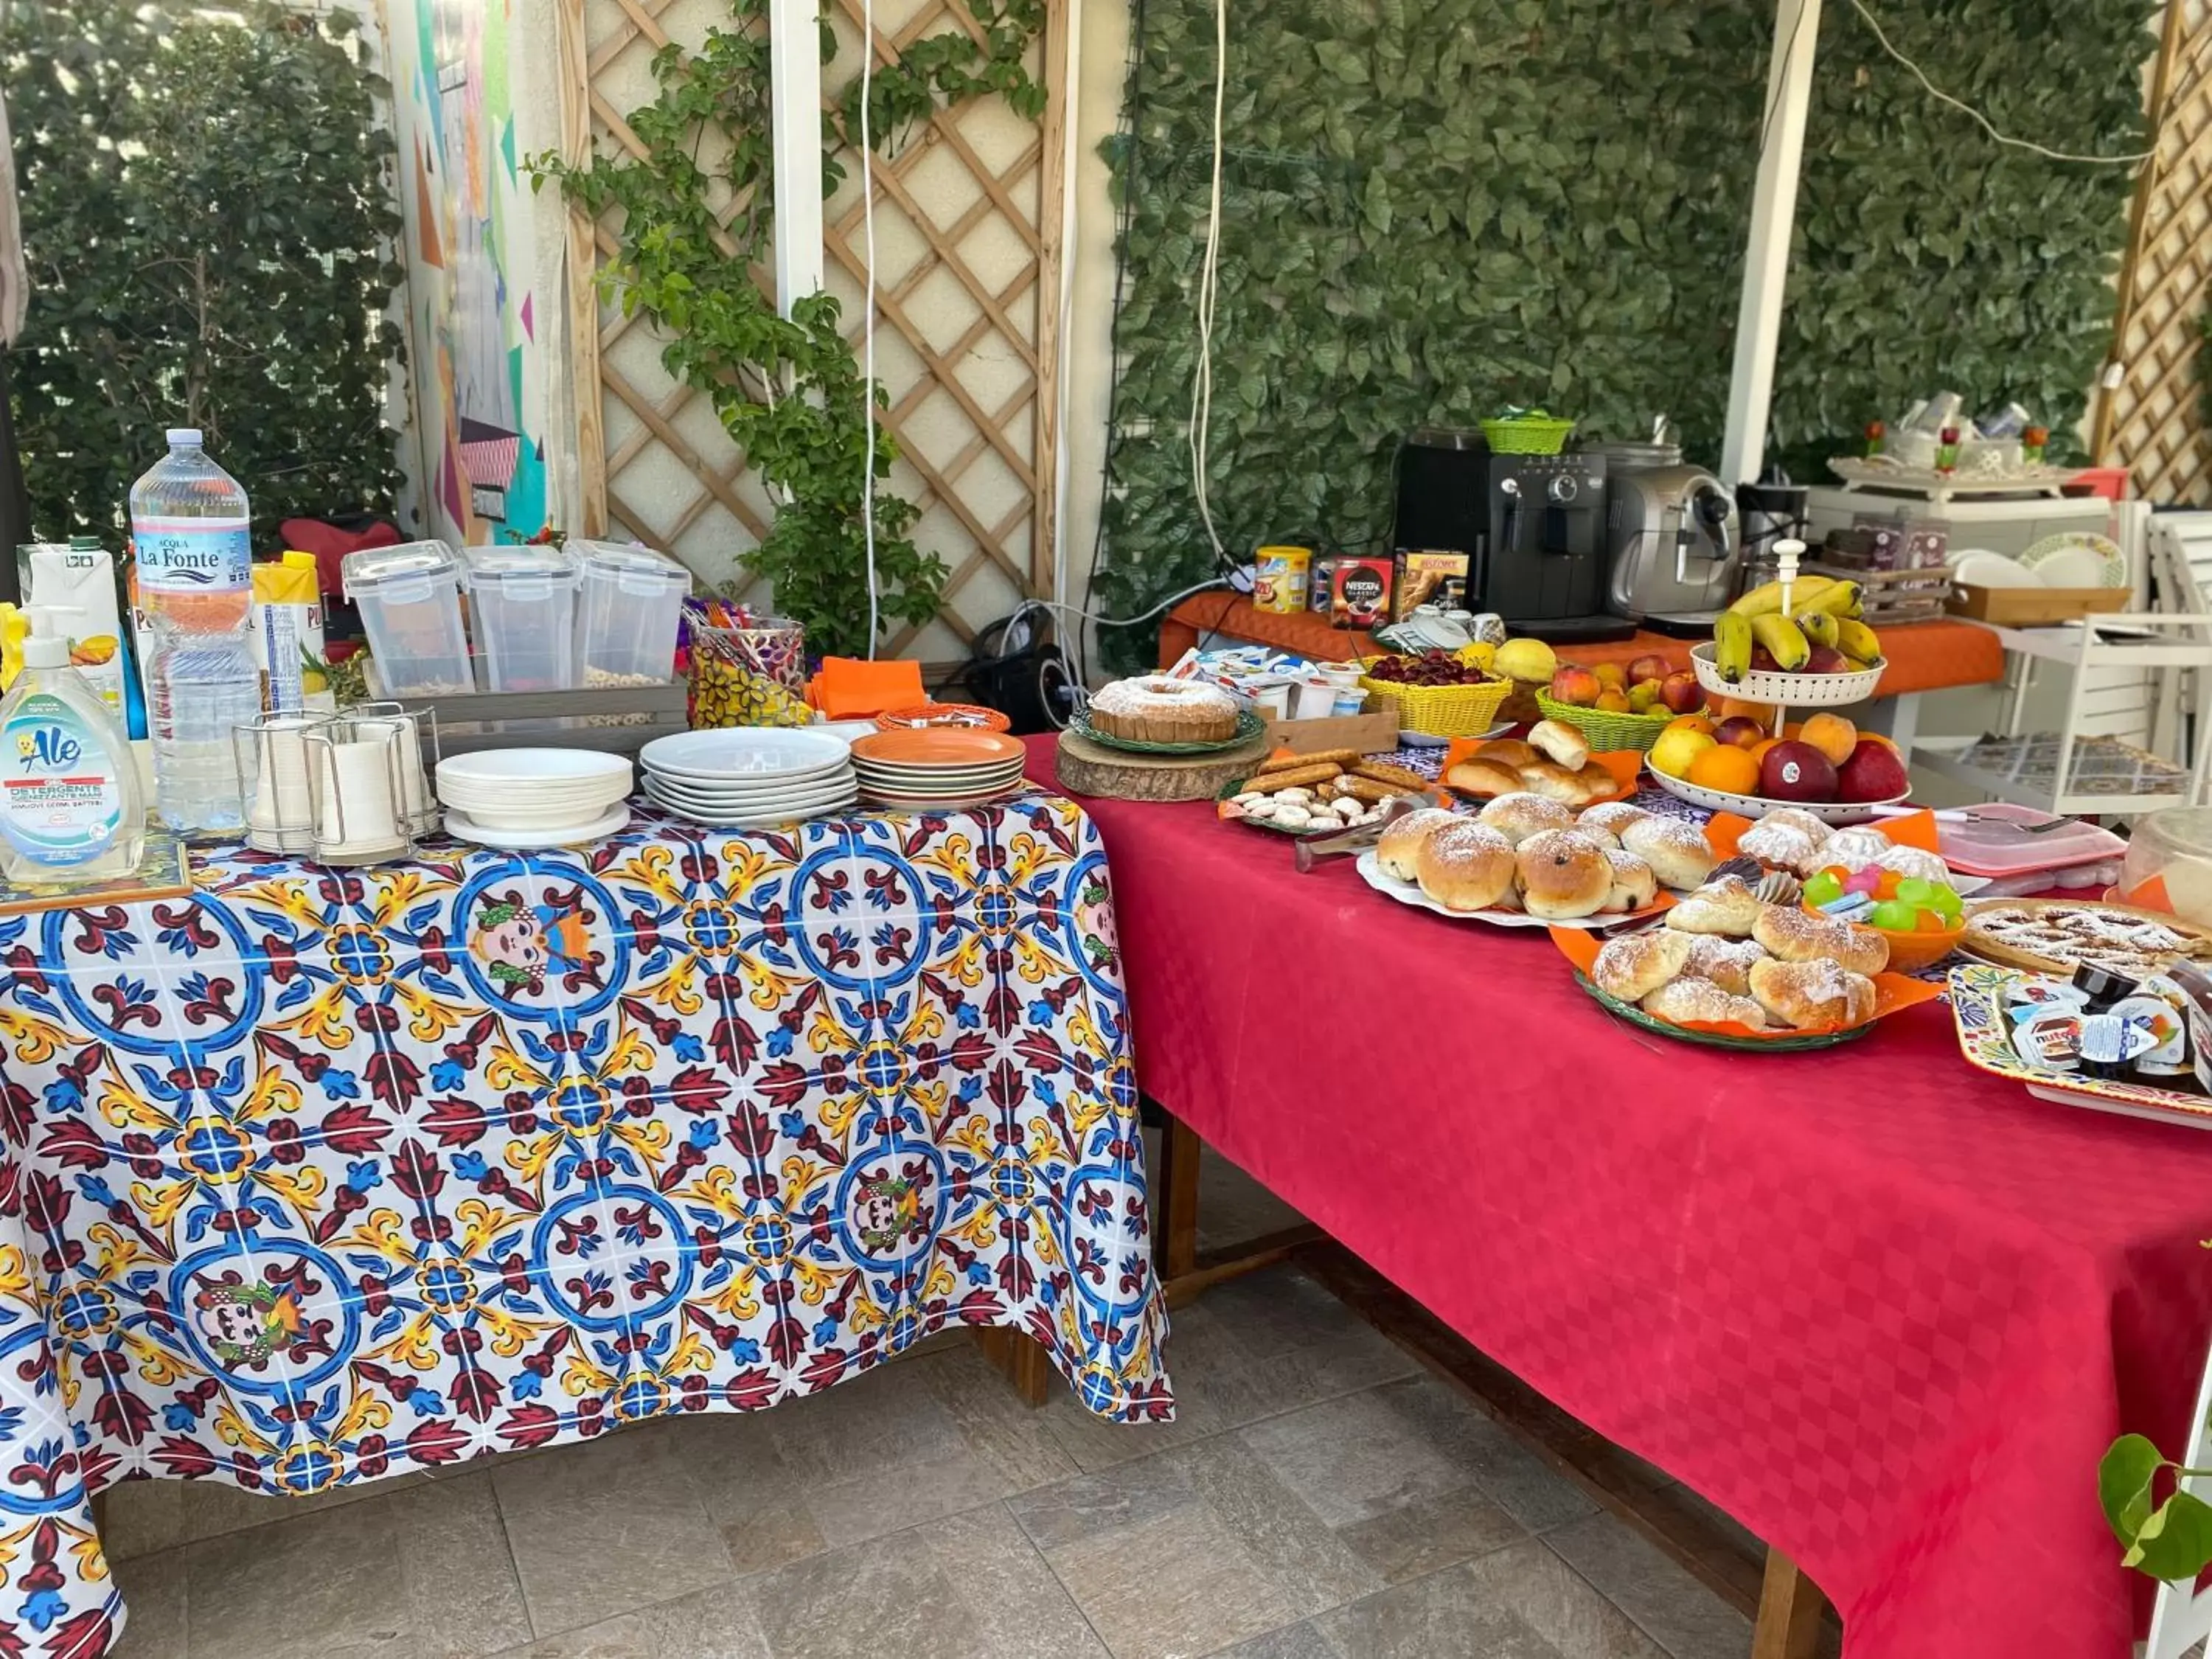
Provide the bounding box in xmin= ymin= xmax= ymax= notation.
xmin=443 ymin=803 xmax=632 ymax=849
xmin=646 ymin=793 xmax=860 ymax=830
xmin=1353 ymin=849 xmax=1662 ymax=931
xmin=1950 ymin=549 xmax=2041 ymax=589
xmin=641 ymin=728 xmax=852 ymax=782
xmin=643 ymin=775 xmax=858 ymax=814
xmin=437 ymin=748 xmax=633 ymax=790
xmin=435 ymin=799 xmax=631 ymax=831
xmin=2017 ymin=531 xmax=2128 ymax=590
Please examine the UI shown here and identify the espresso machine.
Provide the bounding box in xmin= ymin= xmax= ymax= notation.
xmin=1603 ymin=464 xmax=1741 ymax=634
xmin=1392 ymin=431 xmax=1633 ymax=643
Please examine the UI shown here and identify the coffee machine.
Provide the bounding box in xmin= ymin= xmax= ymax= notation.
xmin=1604 ymin=464 xmax=1741 ymax=634
xmin=1392 ymin=431 xmax=1634 ymax=643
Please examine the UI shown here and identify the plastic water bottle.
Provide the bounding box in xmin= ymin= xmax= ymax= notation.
xmin=128 ymin=429 xmax=262 ymax=832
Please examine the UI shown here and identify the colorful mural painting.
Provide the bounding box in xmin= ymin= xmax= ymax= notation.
xmin=386 ymin=0 xmax=557 ymax=543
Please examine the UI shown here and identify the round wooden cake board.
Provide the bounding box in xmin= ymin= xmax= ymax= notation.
xmin=1054 ymin=728 xmax=1274 ymax=802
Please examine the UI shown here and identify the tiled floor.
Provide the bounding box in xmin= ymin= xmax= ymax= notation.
xmin=103 ymin=1155 xmax=1754 ymax=1659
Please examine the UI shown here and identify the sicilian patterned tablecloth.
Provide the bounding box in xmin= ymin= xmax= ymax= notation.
xmin=0 ymin=795 xmax=1169 ymax=1657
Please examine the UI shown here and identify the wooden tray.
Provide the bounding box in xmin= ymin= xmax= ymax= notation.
xmin=1958 ymin=896 xmax=2212 ymax=976
xmin=1259 ymin=708 xmax=1401 ymax=757
xmin=1945 ymin=585 xmax=2131 ymax=626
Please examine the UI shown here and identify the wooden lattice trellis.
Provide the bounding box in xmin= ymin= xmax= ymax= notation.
xmin=556 ymin=0 xmax=1068 ymax=667
xmin=2098 ymin=0 xmax=2212 ymax=503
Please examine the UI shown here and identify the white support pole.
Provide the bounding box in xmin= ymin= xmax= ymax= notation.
xmin=770 ymin=0 xmax=826 ymax=315
xmin=1720 ymin=0 xmax=1822 ymax=487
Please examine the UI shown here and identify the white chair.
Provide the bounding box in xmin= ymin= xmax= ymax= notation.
xmin=2144 ymin=1331 xmax=2212 ymax=1658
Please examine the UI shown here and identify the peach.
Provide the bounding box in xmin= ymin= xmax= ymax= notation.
xmin=1550 ymin=665 xmax=1602 ymax=707
xmin=1800 ymin=712 xmax=1859 ymax=766
xmin=1627 ymin=653 xmax=1672 ymax=686
xmin=1659 ymin=670 xmax=1705 ymax=714
xmin=1714 ymin=714 xmax=1767 ymax=750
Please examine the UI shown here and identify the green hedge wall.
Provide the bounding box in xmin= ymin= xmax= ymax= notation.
xmin=1093 ymin=0 xmax=2151 ymax=664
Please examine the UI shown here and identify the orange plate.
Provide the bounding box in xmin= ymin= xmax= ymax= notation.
xmin=850 ymin=728 xmax=1027 ymax=767
xmin=1547 ymin=925 xmax=1944 ymax=1039
xmin=1436 ymin=743 xmax=1641 ymax=804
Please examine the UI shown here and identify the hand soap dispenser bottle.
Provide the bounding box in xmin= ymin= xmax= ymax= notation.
xmin=0 ymin=605 xmax=146 ymax=886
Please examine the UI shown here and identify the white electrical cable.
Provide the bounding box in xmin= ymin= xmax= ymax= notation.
xmin=860 ymin=1 xmax=882 ymax=658
xmin=1848 ymin=0 xmax=2156 ymax=168
xmin=1185 ymin=0 xmax=1228 ymax=564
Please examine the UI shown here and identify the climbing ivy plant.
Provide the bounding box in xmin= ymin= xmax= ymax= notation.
xmin=1094 ymin=0 xmax=2149 ymax=666
xmin=2 ymin=0 xmax=403 ymax=546
xmin=537 ymin=0 xmax=1044 ymax=659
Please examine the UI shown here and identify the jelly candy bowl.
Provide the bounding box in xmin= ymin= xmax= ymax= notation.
xmin=1803 ymin=900 xmax=1965 ymax=975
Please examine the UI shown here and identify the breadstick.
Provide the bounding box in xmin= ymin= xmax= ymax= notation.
xmin=1242 ymin=761 xmax=1343 ymax=791
xmin=1353 ymin=759 xmax=1428 ymax=790
xmin=1259 ymin=747 xmax=1360 ymax=774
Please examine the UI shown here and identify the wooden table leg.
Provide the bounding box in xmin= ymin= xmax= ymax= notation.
xmin=973 ymin=1327 xmax=1054 ymax=1407
xmin=1752 ymin=1548 xmax=1828 ymax=1659
xmin=1155 ymin=1110 xmax=1202 ymax=1281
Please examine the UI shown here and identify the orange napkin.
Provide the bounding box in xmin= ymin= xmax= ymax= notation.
xmin=813 ymin=657 xmax=927 ymax=719
xmin=1548 ymin=925 xmax=1944 ymax=1039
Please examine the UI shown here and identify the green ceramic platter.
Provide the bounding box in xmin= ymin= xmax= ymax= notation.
xmin=1572 ymin=971 xmax=1874 ymax=1051
xmin=1071 ymin=707 xmax=1267 ymax=755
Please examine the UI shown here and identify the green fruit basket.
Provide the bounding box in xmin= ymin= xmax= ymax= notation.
xmin=1532 ymin=692 xmax=1681 ymax=754
xmin=1479 ymin=411 xmax=1577 ymax=455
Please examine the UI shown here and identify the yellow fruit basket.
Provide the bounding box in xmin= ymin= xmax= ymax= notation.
xmin=1531 ymin=693 xmax=1679 ymax=754
xmin=1357 ymin=655 xmax=1512 ymax=737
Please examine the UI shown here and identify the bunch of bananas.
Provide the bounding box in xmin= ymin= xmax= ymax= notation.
xmin=1713 ymin=576 xmax=1882 ymax=682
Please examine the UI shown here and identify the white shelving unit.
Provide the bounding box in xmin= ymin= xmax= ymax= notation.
xmin=1913 ymin=612 xmax=2212 ymax=816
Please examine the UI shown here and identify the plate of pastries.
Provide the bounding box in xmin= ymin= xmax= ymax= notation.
xmin=1441 ymin=720 xmax=1636 ymax=810
xmin=1218 ymin=749 xmax=1437 ymax=835
xmin=1559 ymin=869 xmax=1942 ymax=1047
xmin=1356 ymin=794 xmax=1719 ymax=929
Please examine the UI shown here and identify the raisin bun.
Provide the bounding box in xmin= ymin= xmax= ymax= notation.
xmin=1576 ymin=800 xmax=1652 ymax=846
xmin=1477 ymin=791 xmax=1574 ymax=846
xmin=1619 ymin=815 xmax=1716 ymax=891
xmin=1514 ymin=829 xmax=1613 ymax=921
xmin=1600 ymin=848 xmax=1657 ymax=914
xmin=1374 ymin=806 xmax=1460 ymax=882
xmin=1414 ymin=820 xmax=1517 ymax=912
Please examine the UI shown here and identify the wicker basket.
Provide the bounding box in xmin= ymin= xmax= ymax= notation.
xmin=1357 ymin=660 xmax=1512 ymax=737
xmin=1532 ymin=692 xmax=1677 ymax=754
xmin=1479 ymin=413 xmax=1577 ymax=455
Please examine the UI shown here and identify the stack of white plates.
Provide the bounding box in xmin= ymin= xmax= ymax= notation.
xmin=637 ymin=728 xmax=858 ymax=828
xmin=850 ymin=729 xmax=1028 ymax=808
xmin=435 ymin=749 xmax=633 ymax=849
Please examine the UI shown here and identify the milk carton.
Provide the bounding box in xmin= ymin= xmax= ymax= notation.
xmin=16 ymin=539 xmax=129 ymax=720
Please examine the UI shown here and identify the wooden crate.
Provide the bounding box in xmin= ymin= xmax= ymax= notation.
xmin=1259 ymin=709 xmax=1402 ymax=756
xmin=387 ymin=683 xmax=689 ymax=757
xmin=1806 ymin=561 xmax=1955 ymax=625
xmin=1944 ymin=585 xmax=2132 ymax=627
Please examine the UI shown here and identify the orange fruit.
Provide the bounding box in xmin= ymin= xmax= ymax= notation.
xmin=1749 ymin=737 xmax=1781 ymax=766
xmin=1717 ymin=696 xmax=1779 ymax=725
xmin=1663 ymin=714 xmax=1717 ymax=738
xmin=1799 ymin=712 xmax=1859 ymax=766
xmin=1686 ymin=744 xmax=1761 ymax=795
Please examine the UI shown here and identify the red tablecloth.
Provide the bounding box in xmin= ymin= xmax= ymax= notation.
xmin=1028 ymin=733 xmax=2212 ymax=1659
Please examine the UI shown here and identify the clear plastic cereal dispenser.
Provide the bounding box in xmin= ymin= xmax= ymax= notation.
xmin=341 ymin=541 xmax=474 ymax=697
xmin=460 ymin=543 xmax=582 ymax=694
xmin=574 ymin=541 xmax=691 ymax=689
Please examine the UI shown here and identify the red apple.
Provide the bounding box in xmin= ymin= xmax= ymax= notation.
xmin=1658 ymin=670 xmax=1705 ymax=714
xmin=1805 ymin=644 xmax=1851 ymax=674
xmin=1836 ymin=737 xmax=1909 ymax=802
xmin=1759 ymin=740 xmax=1839 ymax=802
xmin=1714 ymin=714 xmax=1767 ymax=750
xmin=1549 ymin=665 xmax=1602 ymax=707
xmin=1627 ymin=653 xmax=1672 ymax=687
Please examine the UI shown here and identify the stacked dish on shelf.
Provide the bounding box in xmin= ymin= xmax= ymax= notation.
xmin=851 ymin=729 xmax=1029 ymax=808
xmin=434 ymin=749 xmax=633 ymax=848
xmin=637 ymin=728 xmax=858 ymax=828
